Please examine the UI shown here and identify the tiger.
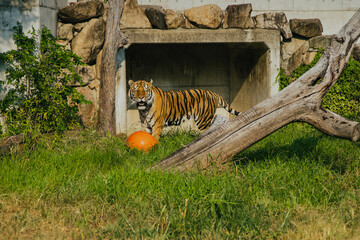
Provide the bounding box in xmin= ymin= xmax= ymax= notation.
xmin=128 ymin=79 xmax=240 ymax=140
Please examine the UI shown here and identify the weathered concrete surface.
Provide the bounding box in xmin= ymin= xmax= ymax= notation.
xmin=1 ymin=0 xmax=68 ymax=103
xmin=121 ymin=29 xmax=280 ymax=134
xmin=1 ymin=0 xmax=68 ymax=53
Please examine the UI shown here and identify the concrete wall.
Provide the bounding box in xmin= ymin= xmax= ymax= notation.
xmin=137 ymin=0 xmax=360 ymax=35
xmin=0 ymin=0 xmax=68 ymax=97
xmin=0 ymin=0 xmax=68 ymax=53
xmin=0 ymin=0 xmax=68 ymax=127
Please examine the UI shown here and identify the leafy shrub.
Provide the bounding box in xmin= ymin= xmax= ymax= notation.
xmin=277 ymin=50 xmax=360 ymax=121
xmin=0 ymin=23 xmax=89 ymax=139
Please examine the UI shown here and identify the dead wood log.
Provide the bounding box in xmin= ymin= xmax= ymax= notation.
xmin=152 ymin=9 xmax=360 ymax=172
xmin=97 ymin=0 xmax=127 ymax=135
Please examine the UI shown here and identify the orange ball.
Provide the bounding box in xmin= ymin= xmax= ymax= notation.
xmin=126 ymin=131 xmax=158 ymax=151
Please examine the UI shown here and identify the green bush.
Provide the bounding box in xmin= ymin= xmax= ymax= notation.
xmin=0 ymin=23 xmax=89 ymax=139
xmin=277 ymin=50 xmax=360 ymax=121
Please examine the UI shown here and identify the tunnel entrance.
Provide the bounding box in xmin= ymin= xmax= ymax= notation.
xmin=116 ymin=29 xmax=280 ymax=134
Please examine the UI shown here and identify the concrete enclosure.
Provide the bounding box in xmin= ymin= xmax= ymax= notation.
xmin=118 ymin=29 xmax=280 ymax=134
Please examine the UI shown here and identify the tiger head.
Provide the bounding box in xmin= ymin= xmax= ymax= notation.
xmin=128 ymin=79 xmax=154 ymax=110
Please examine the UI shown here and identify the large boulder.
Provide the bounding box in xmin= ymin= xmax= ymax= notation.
xmin=120 ymin=0 xmax=152 ymax=29
xmin=281 ymin=38 xmax=309 ymax=75
xmin=308 ymin=35 xmax=332 ymax=49
xmin=144 ymin=6 xmax=167 ymax=29
xmin=58 ymin=0 xmax=104 ymax=23
xmin=184 ymin=4 xmax=223 ymax=29
xmin=223 ymin=4 xmax=254 ymax=29
xmin=303 ymin=51 xmax=317 ymax=65
xmin=76 ymin=65 xmax=96 ymax=84
xmin=181 ymin=19 xmax=198 ymax=29
xmin=95 ymin=49 xmax=103 ymax=80
xmin=57 ymin=23 xmax=74 ymax=41
xmin=76 ymin=79 xmax=100 ymax=127
xmin=252 ymin=12 xmax=292 ymax=40
xmin=290 ymin=18 xmax=323 ymax=38
xmin=165 ymin=9 xmax=184 ymax=29
xmin=74 ymin=22 xmax=87 ymax=32
xmin=281 ymin=38 xmax=307 ymax=60
xmin=71 ymin=18 xmax=105 ymax=64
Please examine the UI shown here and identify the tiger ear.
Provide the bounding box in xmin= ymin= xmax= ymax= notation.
xmin=149 ymin=79 xmax=153 ymax=85
xmin=128 ymin=80 xmax=134 ymax=86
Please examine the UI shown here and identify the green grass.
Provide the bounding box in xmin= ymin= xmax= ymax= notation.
xmin=0 ymin=124 xmax=359 ymax=239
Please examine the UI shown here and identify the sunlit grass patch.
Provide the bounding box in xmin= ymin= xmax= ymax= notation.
xmin=0 ymin=123 xmax=359 ymax=239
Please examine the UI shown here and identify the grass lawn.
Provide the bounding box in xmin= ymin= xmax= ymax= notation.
xmin=0 ymin=123 xmax=359 ymax=239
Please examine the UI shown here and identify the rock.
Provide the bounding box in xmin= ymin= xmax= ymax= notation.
xmin=76 ymin=65 xmax=96 ymax=84
xmin=58 ymin=0 xmax=104 ymax=23
xmin=76 ymin=79 xmax=100 ymax=127
xmin=165 ymin=9 xmax=184 ymax=29
xmin=57 ymin=23 xmax=74 ymax=41
xmin=74 ymin=22 xmax=87 ymax=32
xmin=223 ymin=4 xmax=254 ymax=29
xmin=252 ymin=12 xmax=292 ymax=40
xmin=95 ymin=49 xmax=103 ymax=79
xmin=56 ymin=39 xmax=69 ymax=46
xmin=139 ymin=5 xmax=163 ymax=11
xmin=56 ymin=39 xmax=71 ymax=50
xmin=281 ymin=38 xmax=307 ymax=60
xmin=303 ymin=51 xmax=317 ymax=65
xmin=184 ymin=4 xmax=223 ymax=29
xmin=71 ymin=18 xmax=105 ymax=64
xmin=290 ymin=18 xmax=323 ymax=38
xmin=181 ymin=18 xmax=198 ymax=29
xmin=281 ymin=38 xmax=309 ymax=75
xmin=144 ymin=6 xmax=166 ymax=29
xmin=120 ymin=0 xmax=152 ymax=29
xmin=308 ymin=35 xmax=332 ymax=49
xmin=352 ymin=44 xmax=360 ymax=61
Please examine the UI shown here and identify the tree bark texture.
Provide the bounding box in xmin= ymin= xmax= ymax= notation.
xmin=97 ymin=0 xmax=126 ymax=135
xmin=152 ymin=9 xmax=360 ymax=172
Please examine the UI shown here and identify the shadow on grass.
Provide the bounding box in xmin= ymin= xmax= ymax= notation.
xmin=232 ymin=131 xmax=360 ymax=174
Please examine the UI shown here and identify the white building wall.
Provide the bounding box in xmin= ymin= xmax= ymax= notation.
xmin=0 ymin=0 xmax=68 ymax=53
xmin=0 ymin=0 xmax=68 ymax=107
xmin=138 ymin=0 xmax=360 ymax=35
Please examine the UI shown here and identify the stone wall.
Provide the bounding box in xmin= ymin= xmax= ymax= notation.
xmin=134 ymin=0 xmax=360 ymax=35
xmin=58 ymin=0 xmax=338 ymax=129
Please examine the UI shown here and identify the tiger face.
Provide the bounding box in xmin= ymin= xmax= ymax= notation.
xmin=128 ymin=79 xmax=154 ymax=110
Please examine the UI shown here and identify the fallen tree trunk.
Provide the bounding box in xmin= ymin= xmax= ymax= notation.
xmin=152 ymin=9 xmax=360 ymax=172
